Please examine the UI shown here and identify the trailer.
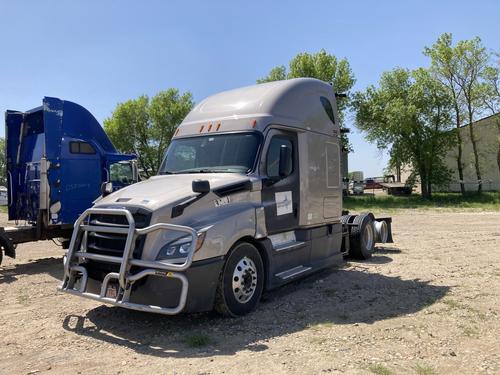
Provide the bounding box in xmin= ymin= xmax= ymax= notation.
xmin=0 ymin=97 xmax=138 ymax=265
xmin=378 ymin=175 xmax=413 ymax=196
xmin=60 ymin=79 xmax=393 ymax=317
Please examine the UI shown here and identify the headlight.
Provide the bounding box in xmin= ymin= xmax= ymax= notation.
xmin=156 ymin=231 xmax=207 ymax=261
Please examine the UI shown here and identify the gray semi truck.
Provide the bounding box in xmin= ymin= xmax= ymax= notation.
xmin=60 ymin=78 xmax=392 ymax=316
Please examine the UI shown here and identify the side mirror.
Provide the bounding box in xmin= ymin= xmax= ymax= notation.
xmin=278 ymin=145 xmax=291 ymax=178
xmin=192 ymin=179 xmax=210 ymax=194
xmin=101 ymin=182 xmax=113 ymax=196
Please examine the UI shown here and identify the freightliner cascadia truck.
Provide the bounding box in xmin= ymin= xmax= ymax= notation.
xmin=0 ymin=97 xmax=138 ymax=265
xmin=60 ymin=79 xmax=392 ymax=316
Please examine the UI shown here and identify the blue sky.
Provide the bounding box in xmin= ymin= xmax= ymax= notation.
xmin=1 ymin=1 xmax=499 ymax=176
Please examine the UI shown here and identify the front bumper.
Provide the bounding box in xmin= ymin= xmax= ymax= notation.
xmin=59 ymin=207 xmax=210 ymax=315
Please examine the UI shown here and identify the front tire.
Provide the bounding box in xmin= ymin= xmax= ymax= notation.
xmin=215 ymin=242 xmax=264 ymax=317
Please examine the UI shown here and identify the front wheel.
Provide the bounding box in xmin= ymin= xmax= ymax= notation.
xmin=215 ymin=242 xmax=264 ymax=317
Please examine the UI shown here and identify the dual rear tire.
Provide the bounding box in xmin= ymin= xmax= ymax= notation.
xmin=349 ymin=213 xmax=376 ymax=260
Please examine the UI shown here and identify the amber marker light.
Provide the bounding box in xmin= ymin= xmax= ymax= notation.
xmin=208 ymin=123 xmax=212 ymax=132
xmin=251 ymin=119 xmax=257 ymax=128
xmin=216 ymin=123 xmax=221 ymax=131
xmin=199 ymin=125 xmax=205 ymax=133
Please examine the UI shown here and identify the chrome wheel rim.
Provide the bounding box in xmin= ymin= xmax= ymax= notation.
xmin=363 ymin=222 xmax=374 ymax=251
xmin=232 ymin=256 xmax=257 ymax=303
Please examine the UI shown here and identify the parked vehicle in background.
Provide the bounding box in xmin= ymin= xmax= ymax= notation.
xmin=379 ymin=175 xmax=413 ymax=196
xmin=60 ymin=79 xmax=393 ymax=317
xmin=0 ymin=186 xmax=7 ymax=205
xmin=350 ymin=171 xmax=364 ymax=195
xmin=364 ymin=178 xmax=383 ymax=190
xmin=0 ymin=97 xmax=139 ymax=266
xmin=352 ymin=182 xmax=365 ymax=195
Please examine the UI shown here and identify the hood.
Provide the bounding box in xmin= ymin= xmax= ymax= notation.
xmin=96 ymin=173 xmax=252 ymax=211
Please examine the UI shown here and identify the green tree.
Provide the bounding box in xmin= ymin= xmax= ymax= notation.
xmin=482 ymin=54 xmax=500 ymax=175
xmin=425 ymin=33 xmax=491 ymax=193
xmin=104 ymin=89 xmax=193 ymax=177
xmin=257 ymin=49 xmax=356 ymax=150
xmin=353 ymin=68 xmax=455 ymax=198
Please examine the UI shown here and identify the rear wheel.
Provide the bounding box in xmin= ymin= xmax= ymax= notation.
xmin=215 ymin=242 xmax=264 ymax=317
xmin=349 ymin=213 xmax=375 ymax=259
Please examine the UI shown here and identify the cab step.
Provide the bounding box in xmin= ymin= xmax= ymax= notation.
xmin=275 ymin=265 xmax=311 ymax=280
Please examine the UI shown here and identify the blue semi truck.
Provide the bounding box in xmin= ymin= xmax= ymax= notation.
xmin=0 ymin=97 xmax=138 ymax=265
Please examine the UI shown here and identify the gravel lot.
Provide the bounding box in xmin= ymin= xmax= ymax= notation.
xmin=0 ymin=210 xmax=499 ymax=375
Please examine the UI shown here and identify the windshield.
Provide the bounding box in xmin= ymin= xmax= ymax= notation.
xmin=159 ymin=132 xmax=261 ymax=174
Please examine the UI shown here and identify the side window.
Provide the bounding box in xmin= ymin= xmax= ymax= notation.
xmin=266 ymin=136 xmax=293 ymax=178
xmin=320 ymin=96 xmax=335 ymax=124
xmin=110 ymin=162 xmax=133 ymax=184
xmin=70 ymin=141 xmax=96 ymax=154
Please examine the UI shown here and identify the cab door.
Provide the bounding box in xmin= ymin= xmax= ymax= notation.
xmin=260 ymin=129 xmax=300 ymax=234
xmin=54 ymin=140 xmax=101 ymax=225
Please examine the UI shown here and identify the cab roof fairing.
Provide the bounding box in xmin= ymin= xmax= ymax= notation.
xmin=173 ymin=78 xmax=340 ymax=138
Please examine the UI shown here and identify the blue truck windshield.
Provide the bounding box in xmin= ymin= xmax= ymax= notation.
xmin=159 ymin=132 xmax=261 ymax=174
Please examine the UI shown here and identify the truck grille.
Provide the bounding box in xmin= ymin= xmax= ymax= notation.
xmin=86 ymin=211 xmax=151 ymax=259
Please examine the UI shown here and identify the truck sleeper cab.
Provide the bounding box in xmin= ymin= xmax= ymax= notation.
xmin=0 ymin=98 xmax=138 ymax=266
xmin=60 ymin=79 xmax=392 ymax=316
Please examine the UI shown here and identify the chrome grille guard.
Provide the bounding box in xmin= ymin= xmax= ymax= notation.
xmin=59 ymin=208 xmax=197 ymax=315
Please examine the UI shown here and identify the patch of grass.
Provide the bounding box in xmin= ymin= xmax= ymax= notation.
xmin=368 ymin=363 xmax=393 ymax=375
xmin=184 ymin=333 xmax=211 ymax=348
xmin=309 ymin=336 xmax=328 ymax=345
xmin=414 ymin=363 xmax=435 ymax=375
xmin=442 ymin=299 xmax=461 ymax=309
xmin=343 ymin=192 xmax=500 ymax=212
xmin=17 ymin=294 xmax=29 ymax=305
xmin=462 ymin=325 xmax=479 ymax=337
xmin=442 ymin=299 xmax=487 ymax=320
xmin=466 ymin=306 xmax=487 ymax=320
xmin=0 ymin=205 xmax=7 ymax=214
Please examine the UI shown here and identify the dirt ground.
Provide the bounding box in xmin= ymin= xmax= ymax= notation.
xmin=0 ymin=210 xmax=499 ymax=375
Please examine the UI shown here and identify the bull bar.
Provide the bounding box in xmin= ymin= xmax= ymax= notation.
xmin=58 ymin=208 xmax=198 ymax=315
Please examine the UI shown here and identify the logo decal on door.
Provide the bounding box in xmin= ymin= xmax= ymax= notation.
xmin=275 ymin=191 xmax=293 ymax=215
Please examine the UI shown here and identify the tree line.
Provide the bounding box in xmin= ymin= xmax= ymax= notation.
xmin=0 ymin=34 xmax=498 ymax=198
xmin=95 ymin=34 xmax=500 ymax=198
xmin=354 ymin=33 xmax=500 ymax=197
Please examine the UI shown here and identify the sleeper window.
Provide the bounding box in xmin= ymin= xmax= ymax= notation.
xmin=70 ymin=141 xmax=96 ymax=154
xmin=320 ymin=96 xmax=335 ymax=124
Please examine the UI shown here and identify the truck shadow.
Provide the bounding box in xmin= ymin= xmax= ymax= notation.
xmin=61 ymin=256 xmax=449 ymax=358
xmin=0 ymin=257 xmax=63 ymax=284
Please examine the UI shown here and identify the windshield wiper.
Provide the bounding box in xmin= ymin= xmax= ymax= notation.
xmin=190 ymin=169 xmax=229 ymax=173
xmin=161 ymin=168 xmax=246 ymax=175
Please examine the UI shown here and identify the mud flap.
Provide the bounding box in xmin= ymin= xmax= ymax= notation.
xmin=0 ymin=233 xmax=16 ymax=259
